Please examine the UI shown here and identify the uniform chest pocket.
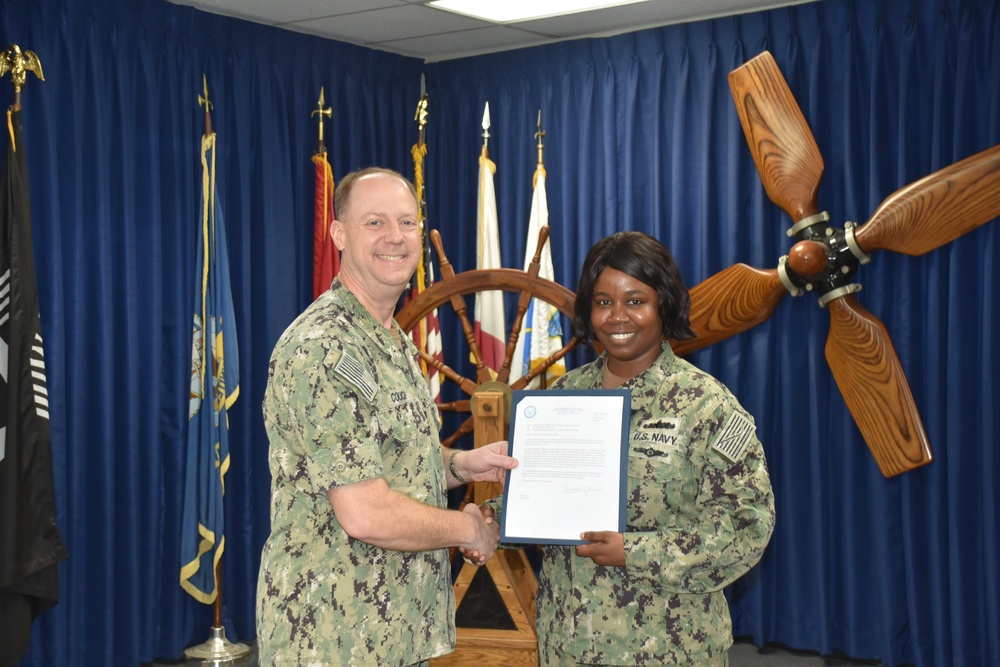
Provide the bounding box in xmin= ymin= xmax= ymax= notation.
xmin=382 ymin=394 xmax=438 ymax=448
xmin=627 ymin=428 xmax=694 ymax=521
xmin=378 ymin=395 xmax=442 ymax=503
xmin=628 ymin=426 xmax=691 ymax=484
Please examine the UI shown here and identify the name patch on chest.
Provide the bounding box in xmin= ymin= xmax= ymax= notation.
xmin=633 ymin=430 xmax=681 ymax=445
xmin=711 ymin=411 xmax=755 ymax=463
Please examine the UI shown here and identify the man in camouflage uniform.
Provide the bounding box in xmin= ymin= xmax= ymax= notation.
xmin=256 ymin=167 xmax=516 ymax=666
xmin=529 ymin=232 xmax=775 ymax=666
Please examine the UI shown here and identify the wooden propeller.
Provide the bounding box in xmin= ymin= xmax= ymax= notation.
xmin=670 ymin=264 xmax=785 ymax=357
xmin=853 ymin=142 xmax=1000 ymax=256
xmin=727 ymin=51 xmax=824 ymax=224
xmin=677 ymin=50 xmax=1000 ymax=477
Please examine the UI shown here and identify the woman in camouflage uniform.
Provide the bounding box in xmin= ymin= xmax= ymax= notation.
xmin=537 ymin=232 xmax=775 ymax=666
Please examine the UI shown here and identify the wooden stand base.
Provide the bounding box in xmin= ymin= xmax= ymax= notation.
xmin=432 ymin=549 xmax=538 ymax=666
xmin=432 ymin=389 xmax=539 ymax=666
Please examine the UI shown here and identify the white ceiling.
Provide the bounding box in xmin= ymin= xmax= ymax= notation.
xmin=166 ymin=0 xmax=819 ymax=62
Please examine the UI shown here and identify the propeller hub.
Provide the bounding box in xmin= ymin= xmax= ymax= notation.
xmin=786 ymin=239 xmax=828 ymax=277
xmin=779 ymin=211 xmax=864 ymax=305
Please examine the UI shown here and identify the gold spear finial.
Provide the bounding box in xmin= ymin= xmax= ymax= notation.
xmin=198 ymin=74 xmax=213 ymax=112
xmin=312 ymin=87 xmax=332 ymax=151
xmin=0 ymin=44 xmax=44 ymax=111
xmin=414 ymin=74 xmax=429 ymax=134
xmin=535 ymin=108 xmax=545 ymax=166
xmin=198 ymin=74 xmax=214 ymax=136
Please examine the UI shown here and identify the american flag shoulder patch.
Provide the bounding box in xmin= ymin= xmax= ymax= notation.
xmin=711 ymin=410 xmax=755 ymax=463
xmin=333 ymin=352 xmax=377 ymax=403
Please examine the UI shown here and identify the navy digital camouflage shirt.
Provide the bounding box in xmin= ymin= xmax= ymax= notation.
xmin=537 ymin=343 xmax=775 ymax=665
xmin=256 ymin=281 xmax=452 ymax=666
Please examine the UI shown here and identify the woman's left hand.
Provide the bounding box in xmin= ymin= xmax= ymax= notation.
xmin=575 ymin=531 xmax=626 ymax=567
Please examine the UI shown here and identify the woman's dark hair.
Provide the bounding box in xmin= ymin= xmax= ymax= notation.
xmin=572 ymin=231 xmax=696 ymax=344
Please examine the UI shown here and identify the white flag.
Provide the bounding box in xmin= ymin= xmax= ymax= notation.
xmin=473 ymin=144 xmax=506 ymax=372
xmin=510 ymin=166 xmax=565 ymax=387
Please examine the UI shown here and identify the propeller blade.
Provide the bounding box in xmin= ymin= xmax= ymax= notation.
xmin=853 ymin=143 xmax=1000 ymax=256
xmin=671 ymin=264 xmax=787 ymax=356
xmin=825 ymin=294 xmax=932 ymax=477
xmin=729 ymin=51 xmax=825 ymax=222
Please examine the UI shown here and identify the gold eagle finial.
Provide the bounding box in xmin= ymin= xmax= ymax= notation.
xmin=0 ymin=44 xmax=45 ymax=94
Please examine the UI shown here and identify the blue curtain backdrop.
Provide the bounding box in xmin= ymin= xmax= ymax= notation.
xmin=424 ymin=4 xmax=998 ymax=665
xmin=1 ymin=0 xmax=997 ymax=665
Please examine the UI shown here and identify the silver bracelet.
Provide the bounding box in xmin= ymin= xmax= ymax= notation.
xmin=449 ymin=450 xmax=469 ymax=484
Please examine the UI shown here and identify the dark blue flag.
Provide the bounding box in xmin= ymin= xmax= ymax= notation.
xmin=180 ymin=132 xmax=239 ymax=603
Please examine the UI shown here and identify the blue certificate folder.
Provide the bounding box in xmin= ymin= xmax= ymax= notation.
xmin=500 ymin=388 xmax=631 ymax=546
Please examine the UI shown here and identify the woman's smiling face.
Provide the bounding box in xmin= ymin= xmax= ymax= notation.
xmin=590 ymin=267 xmax=664 ymax=379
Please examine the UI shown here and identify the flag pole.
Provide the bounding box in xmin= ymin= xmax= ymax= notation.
xmin=535 ymin=109 xmax=545 ymax=171
xmin=311 ymin=87 xmax=339 ymax=297
xmin=410 ymin=77 xmax=429 ymax=368
xmin=183 ymin=74 xmax=249 ymax=664
xmin=406 ymin=75 xmax=444 ymax=400
xmin=534 ymin=109 xmax=548 ymax=388
xmin=510 ymin=107 xmax=566 ymax=390
xmin=198 ymin=74 xmax=213 ymax=138
xmin=312 ymin=86 xmax=332 ymax=154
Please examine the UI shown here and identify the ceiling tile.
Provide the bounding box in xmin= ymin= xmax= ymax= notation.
xmin=168 ymin=0 xmax=401 ymax=25
xmin=166 ymin=0 xmax=822 ymax=61
xmin=287 ymin=4 xmax=492 ymax=44
xmin=377 ymin=25 xmax=556 ymax=61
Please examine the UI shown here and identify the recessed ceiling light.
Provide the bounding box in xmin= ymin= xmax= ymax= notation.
xmin=428 ymin=0 xmax=651 ymax=24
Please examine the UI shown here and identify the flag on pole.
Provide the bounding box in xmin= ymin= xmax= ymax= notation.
xmin=406 ymin=86 xmax=443 ymax=400
xmin=0 ymin=107 xmax=69 ymax=667
xmin=312 ymin=150 xmax=338 ymax=298
xmin=510 ymin=165 xmax=565 ymax=388
xmin=312 ymin=88 xmax=338 ymax=299
xmin=473 ymin=103 xmax=505 ymax=372
xmin=402 ymin=219 xmax=443 ymax=401
xmin=421 ymin=259 xmax=443 ymax=400
xmin=180 ymin=130 xmax=240 ymax=604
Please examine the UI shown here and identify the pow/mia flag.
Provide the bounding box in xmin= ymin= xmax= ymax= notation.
xmin=0 ymin=108 xmax=69 ymax=667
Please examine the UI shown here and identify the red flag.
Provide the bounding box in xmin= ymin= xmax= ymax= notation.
xmin=313 ymin=152 xmax=339 ymax=298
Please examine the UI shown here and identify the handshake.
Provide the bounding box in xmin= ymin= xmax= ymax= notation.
xmin=458 ymin=502 xmax=499 ymax=565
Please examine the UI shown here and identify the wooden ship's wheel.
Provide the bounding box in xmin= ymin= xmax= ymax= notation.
xmin=396 ymin=226 xmax=581 ymax=449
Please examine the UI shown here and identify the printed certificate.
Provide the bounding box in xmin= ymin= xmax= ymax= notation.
xmin=500 ymin=389 xmax=631 ymax=545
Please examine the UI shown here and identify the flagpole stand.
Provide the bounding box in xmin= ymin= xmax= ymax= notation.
xmin=184 ymin=561 xmax=250 ymax=664
xmin=183 ymin=626 xmax=251 ymax=664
